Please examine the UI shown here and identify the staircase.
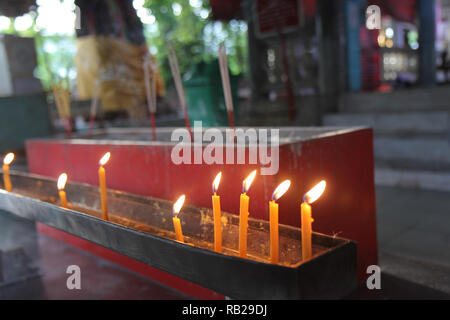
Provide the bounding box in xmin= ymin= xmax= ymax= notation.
xmin=323 ymin=86 xmax=450 ymax=191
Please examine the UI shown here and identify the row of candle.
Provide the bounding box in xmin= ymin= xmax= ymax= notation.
xmin=206 ymin=170 xmax=326 ymax=263
xmin=2 ymin=152 xmax=326 ymax=263
xmin=2 ymin=152 xmax=112 ymax=221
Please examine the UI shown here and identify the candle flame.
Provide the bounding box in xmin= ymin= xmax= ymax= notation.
xmin=242 ymin=170 xmax=257 ymax=193
xmin=212 ymin=172 xmax=222 ymax=194
xmin=57 ymin=173 xmax=68 ymax=190
xmin=272 ymin=180 xmax=291 ymax=202
xmin=99 ymin=152 xmax=111 ymax=166
xmin=303 ymin=180 xmax=326 ymax=204
xmin=3 ymin=153 xmax=14 ymax=165
xmin=173 ymin=194 xmax=186 ymax=217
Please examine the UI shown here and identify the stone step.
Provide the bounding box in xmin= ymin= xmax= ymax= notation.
xmin=338 ymin=86 xmax=450 ymax=113
xmin=323 ymin=110 xmax=450 ymax=172
xmin=374 ymin=137 xmax=450 ymax=171
xmin=323 ymin=111 xmax=450 ymax=135
xmin=375 ymin=167 xmax=450 ymax=192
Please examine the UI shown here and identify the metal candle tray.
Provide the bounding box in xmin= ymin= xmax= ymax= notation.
xmin=26 ymin=126 xmax=377 ymax=284
xmin=0 ymin=171 xmax=357 ymax=299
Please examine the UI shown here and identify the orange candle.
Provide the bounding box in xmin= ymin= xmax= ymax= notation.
xmin=173 ymin=195 xmax=185 ymax=242
xmin=269 ymin=180 xmax=291 ymax=264
xmin=212 ymin=172 xmax=222 ymax=253
xmin=301 ymin=180 xmax=326 ymax=261
xmin=98 ymin=152 xmax=111 ymax=221
xmin=239 ymin=170 xmax=257 ymax=258
xmin=2 ymin=153 xmax=14 ymax=192
xmin=57 ymin=173 xmax=68 ymax=208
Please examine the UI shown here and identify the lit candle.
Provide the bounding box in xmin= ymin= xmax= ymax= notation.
xmin=269 ymin=180 xmax=291 ymax=264
xmin=173 ymin=195 xmax=185 ymax=243
xmin=57 ymin=173 xmax=68 ymax=208
xmin=239 ymin=170 xmax=257 ymax=258
xmin=98 ymin=152 xmax=111 ymax=221
xmin=301 ymin=180 xmax=326 ymax=261
xmin=212 ymin=172 xmax=222 ymax=253
xmin=2 ymin=153 xmax=14 ymax=192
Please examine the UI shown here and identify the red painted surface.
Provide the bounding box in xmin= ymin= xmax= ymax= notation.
xmin=26 ymin=128 xmax=377 ymax=293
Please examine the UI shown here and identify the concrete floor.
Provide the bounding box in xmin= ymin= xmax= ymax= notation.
xmin=0 ymin=232 xmax=190 ymax=300
xmin=37 ymin=233 xmax=189 ymax=300
xmin=0 ymin=211 xmax=189 ymax=300
xmin=375 ymin=186 xmax=450 ymax=297
xmin=377 ymin=186 xmax=450 ymax=268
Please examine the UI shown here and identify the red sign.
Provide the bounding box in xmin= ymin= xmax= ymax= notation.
xmin=255 ymin=0 xmax=302 ymax=37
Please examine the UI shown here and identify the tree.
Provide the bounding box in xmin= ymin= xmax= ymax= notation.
xmin=141 ymin=0 xmax=248 ymax=82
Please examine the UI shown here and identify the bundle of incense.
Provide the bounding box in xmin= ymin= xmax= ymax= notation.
xmin=52 ymin=83 xmax=72 ymax=138
xmin=167 ymin=42 xmax=192 ymax=138
xmin=143 ymin=53 xmax=157 ymax=141
xmin=218 ymin=44 xmax=236 ymax=130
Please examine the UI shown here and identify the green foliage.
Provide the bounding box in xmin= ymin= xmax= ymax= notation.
xmin=142 ymin=0 xmax=248 ymax=82
xmin=34 ymin=34 xmax=77 ymax=91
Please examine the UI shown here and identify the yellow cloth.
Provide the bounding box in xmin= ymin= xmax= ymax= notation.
xmin=75 ymin=36 xmax=165 ymax=112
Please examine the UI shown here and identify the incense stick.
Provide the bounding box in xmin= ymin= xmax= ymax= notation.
xmin=88 ymin=81 xmax=100 ymax=138
xmin=144 ymin=54 xmax=157 ymax=141
xmin=52 ymin=84 xmax=64 ymax=118
xmin=52 ymin=83 xmax=72 ymax=139
xmin=60 ymin=84 xmax=72 ymax=139
xmin=218 ymin=44 xmax=236 ymax=129
xmin=167 ymin=42 xmax=192 ymax=137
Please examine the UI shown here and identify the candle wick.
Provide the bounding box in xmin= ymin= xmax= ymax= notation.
xmin=302 ymin=194 xmax=309 ymax=204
